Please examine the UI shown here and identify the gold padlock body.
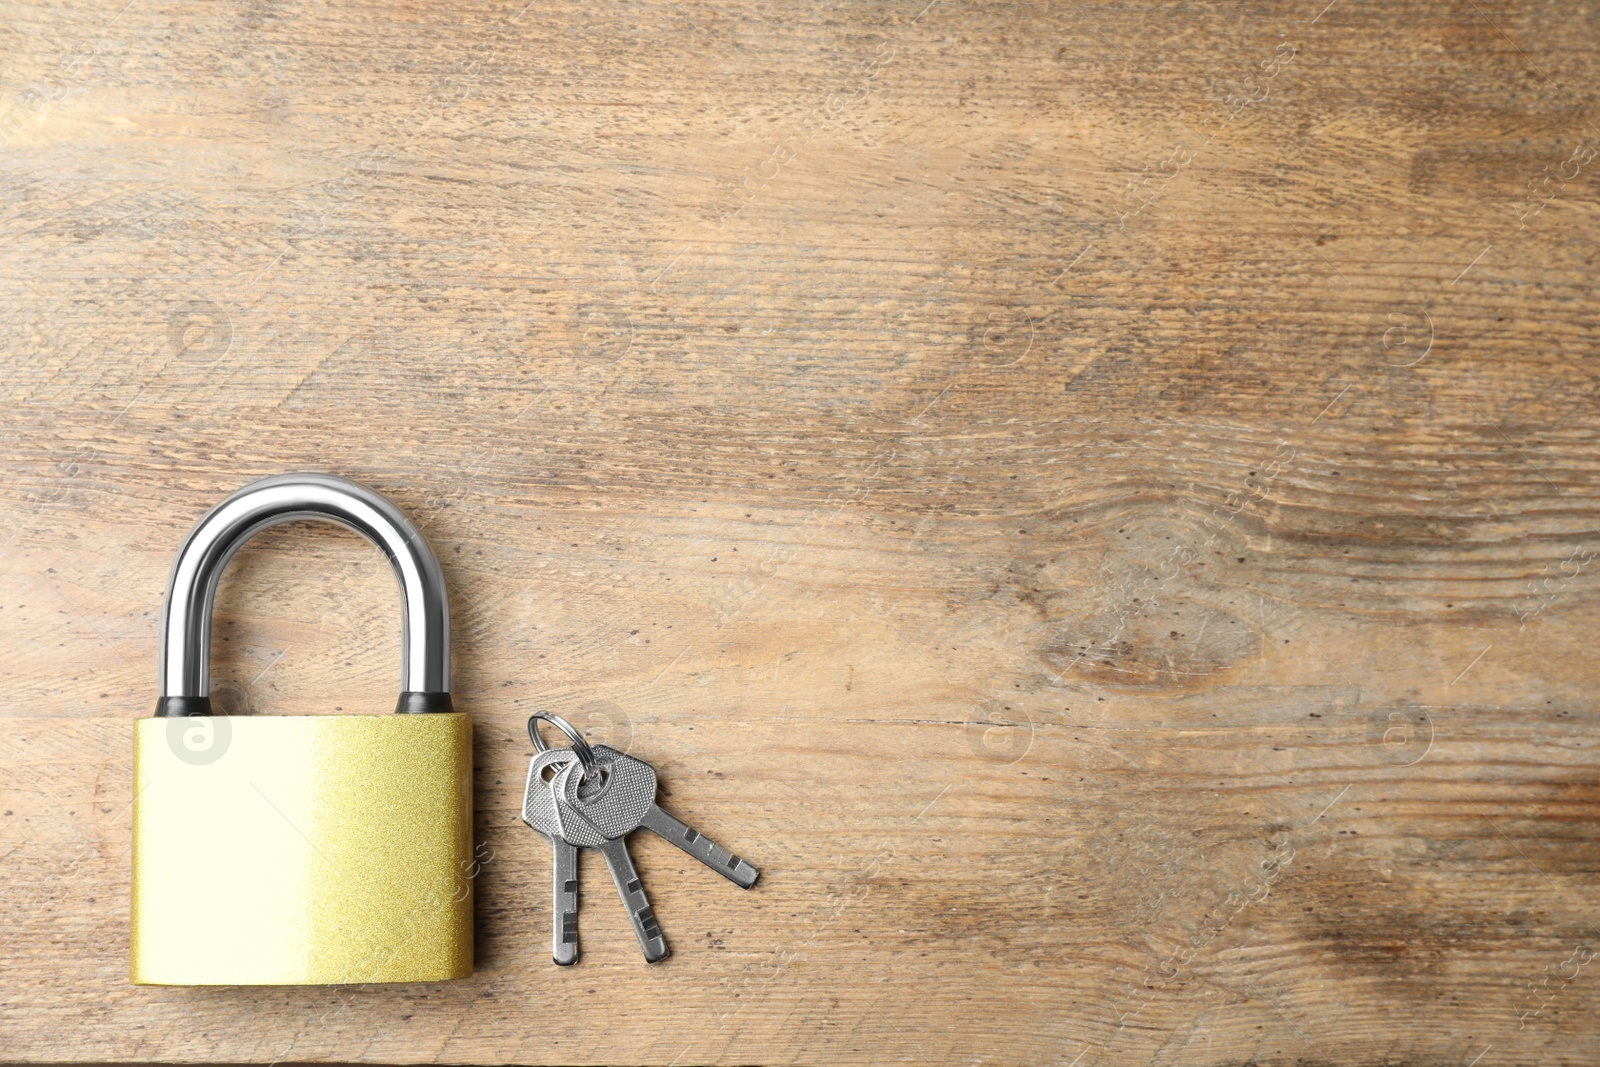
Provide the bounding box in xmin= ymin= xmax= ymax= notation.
xmin=131 ymin=712 xmax=473 ymax=985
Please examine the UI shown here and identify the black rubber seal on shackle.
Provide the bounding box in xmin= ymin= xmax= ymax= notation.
xmin=396 ymin=691 xmax=455 ymax=715
xmin=154 ymin=695 xmax=214 ymax=717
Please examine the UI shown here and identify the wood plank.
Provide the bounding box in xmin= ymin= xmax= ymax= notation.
xmin=4 ymin=0 xmax=1600 ymax=1062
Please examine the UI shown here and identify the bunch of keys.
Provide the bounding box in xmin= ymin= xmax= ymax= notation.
xmin=521 ymin=713 xmax=760 ymax=964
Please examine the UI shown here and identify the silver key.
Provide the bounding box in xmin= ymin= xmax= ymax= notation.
xmin=559 ymin=745 xmax=759 ymax=889
xmin=520 ymin=748 xmax=584 ymax=965
xmin=551 ymin=761 xmax=670 ymax=962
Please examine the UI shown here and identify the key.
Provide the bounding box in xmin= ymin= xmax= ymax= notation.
xmin=558 ymin=745 xmax=759 ymax=889
xmin=550 ymin=761 xmax=671 ymax=963
xmin=521 ymin=747 xmax=585 ymax=965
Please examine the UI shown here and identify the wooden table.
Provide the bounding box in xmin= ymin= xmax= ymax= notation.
xmin=4 ymin=1 xmax=1599 ymax=1063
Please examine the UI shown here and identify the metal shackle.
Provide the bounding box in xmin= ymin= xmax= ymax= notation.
xmin=155 ymin=472 xmax=452 ymax=717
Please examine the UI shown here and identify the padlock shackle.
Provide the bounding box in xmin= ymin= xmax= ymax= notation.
xmin=156 ymin=472 xmax=452 ymax=716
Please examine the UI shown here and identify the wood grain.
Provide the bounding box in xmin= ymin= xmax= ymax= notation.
xmin=4 ymin=0 xmax=1600 ymax=1063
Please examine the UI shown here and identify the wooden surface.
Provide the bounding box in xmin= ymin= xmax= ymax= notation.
xmin=4 ymin=0 xmax=1600 ymax=1063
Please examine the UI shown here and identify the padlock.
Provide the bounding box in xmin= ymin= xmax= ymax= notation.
xmin=131 ymin=473 xmax=473 ymax=985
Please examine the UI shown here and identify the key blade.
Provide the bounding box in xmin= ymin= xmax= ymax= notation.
xmin=597 ymin=837 xmax=670 ymax=963
xmin=640 ymin=805 xmax=760 ymax=889
xmin=551 ymin=836 xmax=580 ymax=966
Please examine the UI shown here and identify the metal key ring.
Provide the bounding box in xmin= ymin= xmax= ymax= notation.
xmin=527 ymin=712 xmax=600 ymax=781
